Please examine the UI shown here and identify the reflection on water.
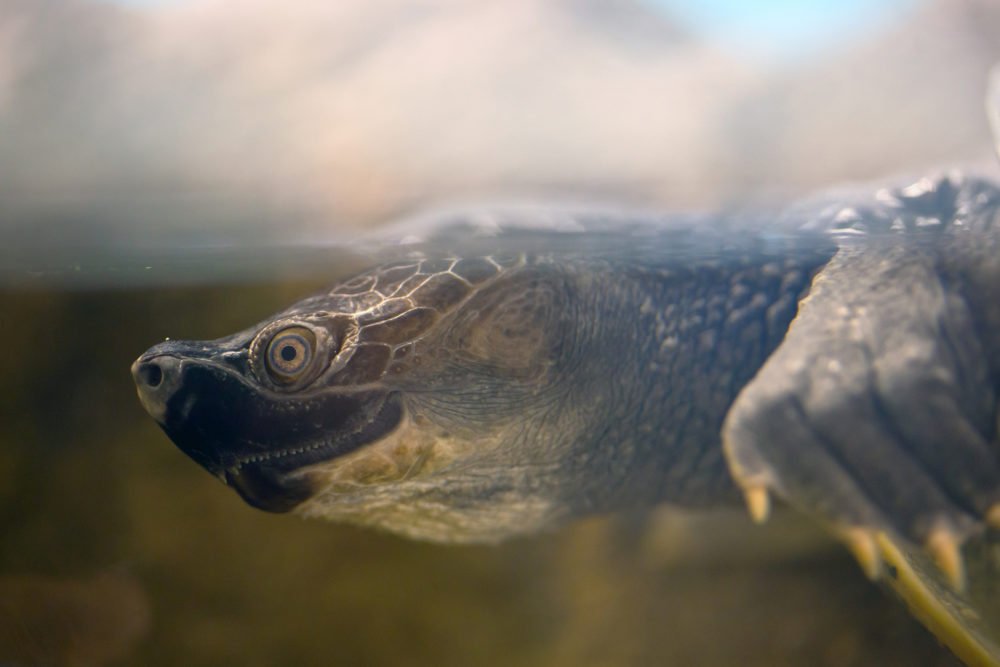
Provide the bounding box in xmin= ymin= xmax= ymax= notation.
xmin=0 ymin=258 xmax=966 ymax=666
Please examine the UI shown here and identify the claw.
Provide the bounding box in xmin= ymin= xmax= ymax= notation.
xmin=986 ymin=504 xmax=1000 ymax=531
xmin=842 ymin=528 xmax=882 ymax=581
xmin=926 ymin=527 xmax=966 ymax=592
xmin=742 ymin=485 xmax=770 ymax=524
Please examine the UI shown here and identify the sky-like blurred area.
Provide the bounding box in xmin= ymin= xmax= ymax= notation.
xmin=98 ymin=0 xmax=919 ymax=58
xmin=652 ymin=0 xmax=918 ymax=57
xmin=1 ymin=0 xmax=998 ymax=249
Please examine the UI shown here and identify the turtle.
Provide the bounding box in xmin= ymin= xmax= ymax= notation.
xmin=131 ymin=171 xmax=1000 ymax=664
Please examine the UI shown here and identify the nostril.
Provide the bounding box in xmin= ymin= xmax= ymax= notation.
xmin=138 ymin=362 xmax=163 ymax=388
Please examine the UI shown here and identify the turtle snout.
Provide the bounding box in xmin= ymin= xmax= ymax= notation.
xmin=131 ymin=354 xmax=183 ymax=423
xmin=134 ymin=360 xmax=163 ymax=388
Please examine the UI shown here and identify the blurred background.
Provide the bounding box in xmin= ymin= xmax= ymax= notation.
xmin=0 ymin=0 xmax=998 ymax=664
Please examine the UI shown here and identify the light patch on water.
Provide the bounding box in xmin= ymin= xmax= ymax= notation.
xmin=644 ymin=0 xmax=918 ymax=61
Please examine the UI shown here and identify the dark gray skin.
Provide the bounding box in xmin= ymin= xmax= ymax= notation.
xmin=133 ymin=173 xmax=1000 ymax=598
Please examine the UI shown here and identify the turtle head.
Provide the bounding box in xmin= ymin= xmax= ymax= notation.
xmin=133 ymin=255 xmax=581 ymax=541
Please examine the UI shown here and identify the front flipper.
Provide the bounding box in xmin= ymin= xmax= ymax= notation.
xmin=722 ymin=243 xmax=1000 ymax=659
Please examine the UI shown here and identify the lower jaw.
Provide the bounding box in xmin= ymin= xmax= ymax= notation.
xmin=224 ymin=464 xmax=316 ymax=513
xmin=223 ymin=393 xmax=406 ymax=512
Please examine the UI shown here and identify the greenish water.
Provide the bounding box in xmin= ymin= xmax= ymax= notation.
xmin=0 ymin=267 xmax=965 ymax=666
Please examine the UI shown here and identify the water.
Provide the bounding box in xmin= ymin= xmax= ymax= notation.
xmin=0 ymin=250 xmax=970 ymax=666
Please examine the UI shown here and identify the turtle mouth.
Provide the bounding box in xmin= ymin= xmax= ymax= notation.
xmin=222 ymin=393 xmax=404 ymax=512
xmin=226 ymin=391 xmax=404 ymax=474
xmin=133 ymin=345 xmax=406 ymax=513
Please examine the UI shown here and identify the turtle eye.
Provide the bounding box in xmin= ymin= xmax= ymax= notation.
xmin=265 ymin=326 xmax=317 ymax=384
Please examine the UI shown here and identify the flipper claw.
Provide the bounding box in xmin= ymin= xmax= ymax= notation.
xmin=743 ymin=486 xmax=770 ymax=524
xmin=926 ymin=527 xmax=966 ymax=592
xmin=985 ymin=504 xmax=1000 ymax=531
xmin=842 ymin=528 xmax=882 ymax=581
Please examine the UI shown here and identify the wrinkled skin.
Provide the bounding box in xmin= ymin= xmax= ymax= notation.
xmin=134 ymin=173 xmax=1000 ymax=659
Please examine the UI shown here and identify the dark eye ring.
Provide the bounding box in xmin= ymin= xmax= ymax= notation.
xmin=265 ymin=326 xmax=317 ymax=384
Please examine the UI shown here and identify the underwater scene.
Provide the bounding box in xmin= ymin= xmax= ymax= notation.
xmin=3 ymin=0 xmax=1000 ymax=664
xmin=0 ymin=247 xmax=978 ymax=666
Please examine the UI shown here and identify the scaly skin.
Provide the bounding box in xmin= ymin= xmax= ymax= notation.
xmin=134 ymin=229 xmax=836 ymax=540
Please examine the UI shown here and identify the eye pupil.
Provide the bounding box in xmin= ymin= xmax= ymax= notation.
xmin=262 ymin=326 xmax=318 ymax=385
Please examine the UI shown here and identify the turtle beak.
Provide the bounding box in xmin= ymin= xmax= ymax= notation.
xmin=130 ymin=338 xmax=249 ymax=476
xmin=131 ymin=336 xmax=250 ymax=425
xmin=131 ymin=344 xmax=321 ymax=513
